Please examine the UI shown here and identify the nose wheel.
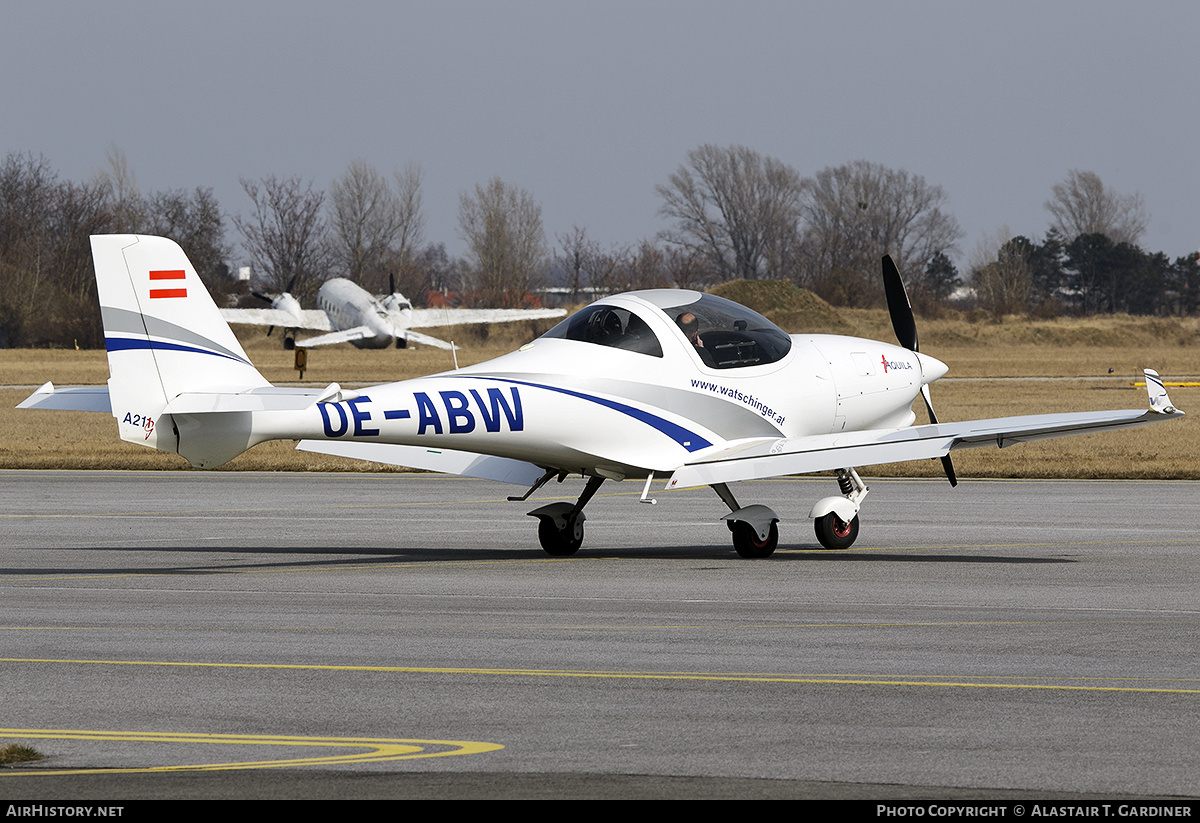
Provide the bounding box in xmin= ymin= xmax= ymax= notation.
xmin=536 ymin=511 xmax=585 ymax=556
xmin=528 ymin=475 xmax=604 ymax=557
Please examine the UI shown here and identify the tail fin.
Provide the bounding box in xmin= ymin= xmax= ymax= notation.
xmin=94 ymin=234 xmax=270 ymax=463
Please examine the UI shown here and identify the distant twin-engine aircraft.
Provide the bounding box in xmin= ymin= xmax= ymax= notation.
xmin=220 ymin=277 xmax=564 ymax=350
xmin=20 ymin=235 xmax=1183 ymax=557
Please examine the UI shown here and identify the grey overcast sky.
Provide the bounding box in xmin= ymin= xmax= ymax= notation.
xmin=2 ymin=0 xmax=1197 ymax=270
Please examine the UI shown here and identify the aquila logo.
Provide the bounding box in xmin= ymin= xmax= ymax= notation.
xmin=881 ymin=355 xmax=913 ymax=373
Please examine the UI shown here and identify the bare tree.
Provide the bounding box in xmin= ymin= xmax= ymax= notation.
xmin=970 ymin=227 xmax=1032 ymax=317
xmin=235 ymin=175 xmax=330 ymax=302
xmin=94 ymin=144 xmax=146 ymax=233
xmin=391 ymin=163 xmax=426 ymax=288
xmin=410 ymin=242 xmax=470 ymax=303
xmin=555 ymin=225 xmax=597 ymax=304
xmin=657 ymin=144 xmax=805 ymax=281
xmin=329 ymin=159 xmax=400 ymax=289
xmin=662 ymin=244 xmax=710 ymax=289
xmin=458 ymin=177 xmax=547 ymax=306
xmin=621 ymin=240 xmax=674 ymax=291
xmin=0 ymin=153 xmax=111 ymax=346
xmin=329 ymin=161 xmax=426 ymax=296
xmin=1045 ymin=169 xmax=1148 ymax=246
xmin=144 ymin=187 xmax=230 ymax=289
xmin=799 ymin=160 xmax=963 ymax=307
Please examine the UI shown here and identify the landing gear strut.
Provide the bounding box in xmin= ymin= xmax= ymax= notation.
xmin=528 ymin=475 xmax=605 ymax=557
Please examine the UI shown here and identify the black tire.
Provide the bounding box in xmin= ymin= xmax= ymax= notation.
xmin=538 ymin=516 xmax=583 ymax=557
xmin=732 ymin=521 xmax=778 ymax=559
xmin=814 ymin=512 xmax=859 ymax=550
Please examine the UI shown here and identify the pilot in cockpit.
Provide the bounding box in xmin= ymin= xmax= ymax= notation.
xmin=676 ymin=312 xmax=704 ymax=349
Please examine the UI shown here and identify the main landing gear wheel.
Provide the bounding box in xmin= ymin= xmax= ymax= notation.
xmin=814 ymin=512 xmax=859 ymax=550
xmin=731 ymin=521 xmax=778 ymax=559
xmin=537 ymin=515 xmax=583 ymax=557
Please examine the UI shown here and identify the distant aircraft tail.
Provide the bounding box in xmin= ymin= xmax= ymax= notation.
xmin=92 ymin=234 xmax=271 ymax=465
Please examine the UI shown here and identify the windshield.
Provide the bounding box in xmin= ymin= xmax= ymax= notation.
xmin=540 ymin=304 xmax=664 ymax=357
xmin=662 ymin=293 xmax=791 ymax=368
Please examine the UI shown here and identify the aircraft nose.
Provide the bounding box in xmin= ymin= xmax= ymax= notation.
xmin=916 ymin=352 xmax=949 ymax=383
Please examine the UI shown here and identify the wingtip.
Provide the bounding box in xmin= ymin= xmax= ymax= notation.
xmin=1144 ymin=369 xmax=1181 ymax=415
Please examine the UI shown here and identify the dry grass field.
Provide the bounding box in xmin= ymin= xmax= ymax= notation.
xmin=2 ymin=311 xmax=1197 ymax=478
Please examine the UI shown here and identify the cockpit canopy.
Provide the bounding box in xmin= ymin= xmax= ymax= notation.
xmin=541 ymin=304 xmax=664 ymax=357
xmin=540 ymin=292 xmax=791 ymax=369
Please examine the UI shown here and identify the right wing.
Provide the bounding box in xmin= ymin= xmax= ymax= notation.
xmin=668 ymin=370 xmax=1183 ymax=489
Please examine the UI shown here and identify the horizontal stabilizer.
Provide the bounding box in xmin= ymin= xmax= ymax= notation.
xmin=163 ymin=386 xmax=332 ymax=414
xmin=296 ymin=439 xmax=546 ymax=486
xmin=17 ymin=383 xmax=111 ymax=413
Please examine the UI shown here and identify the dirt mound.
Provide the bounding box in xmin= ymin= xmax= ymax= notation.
xmin=706 ymin=280 xmax=849 ymax=333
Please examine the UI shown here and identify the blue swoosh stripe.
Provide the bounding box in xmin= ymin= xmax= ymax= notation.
xmin=475 ymin=377 xmax=712 ymax=452
xmin=105 ymin=336 xmax=252 ymax=366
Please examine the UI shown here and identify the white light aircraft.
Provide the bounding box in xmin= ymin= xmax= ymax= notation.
xmin=221 ymin=276 xmax=565 ymax=350
xmin=21 ymin=235 xmax=1184 ymax=557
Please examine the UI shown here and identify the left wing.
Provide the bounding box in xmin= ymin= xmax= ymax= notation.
xmin=406 ymin=307 xmax=565 ymax=329
xmin=219 ymin=307 xmax=333 ymax=331
xmin=296 ymin=440 xmax=545 ymax=485
xmin=668 ymin=371 xmax=1183 ymax=490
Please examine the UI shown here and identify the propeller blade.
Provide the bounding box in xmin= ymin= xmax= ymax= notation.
xmin=921 ymin=384 xmax=958 ymax=487
xmin=882 ymin=255 xmax=919 ymax=353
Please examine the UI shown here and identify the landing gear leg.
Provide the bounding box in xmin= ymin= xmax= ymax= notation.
xmin=528 ymin=475 xmax=605 ymax=556
xmin=712 ymin=483 xmax=780 ymax=559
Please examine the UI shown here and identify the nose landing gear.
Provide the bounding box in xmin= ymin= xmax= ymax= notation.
xmin=809 ymin=468 xmax=868 ymax=550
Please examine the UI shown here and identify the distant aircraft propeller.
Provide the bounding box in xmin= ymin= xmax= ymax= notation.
xmin=882 ymin=254 xmax=958 ymax=487
xmin=249 ymin=275 xmax=299 ymax=338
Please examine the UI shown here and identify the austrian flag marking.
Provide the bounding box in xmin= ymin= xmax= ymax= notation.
xmin=149 ymin=269 xmax=186 ymax=299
